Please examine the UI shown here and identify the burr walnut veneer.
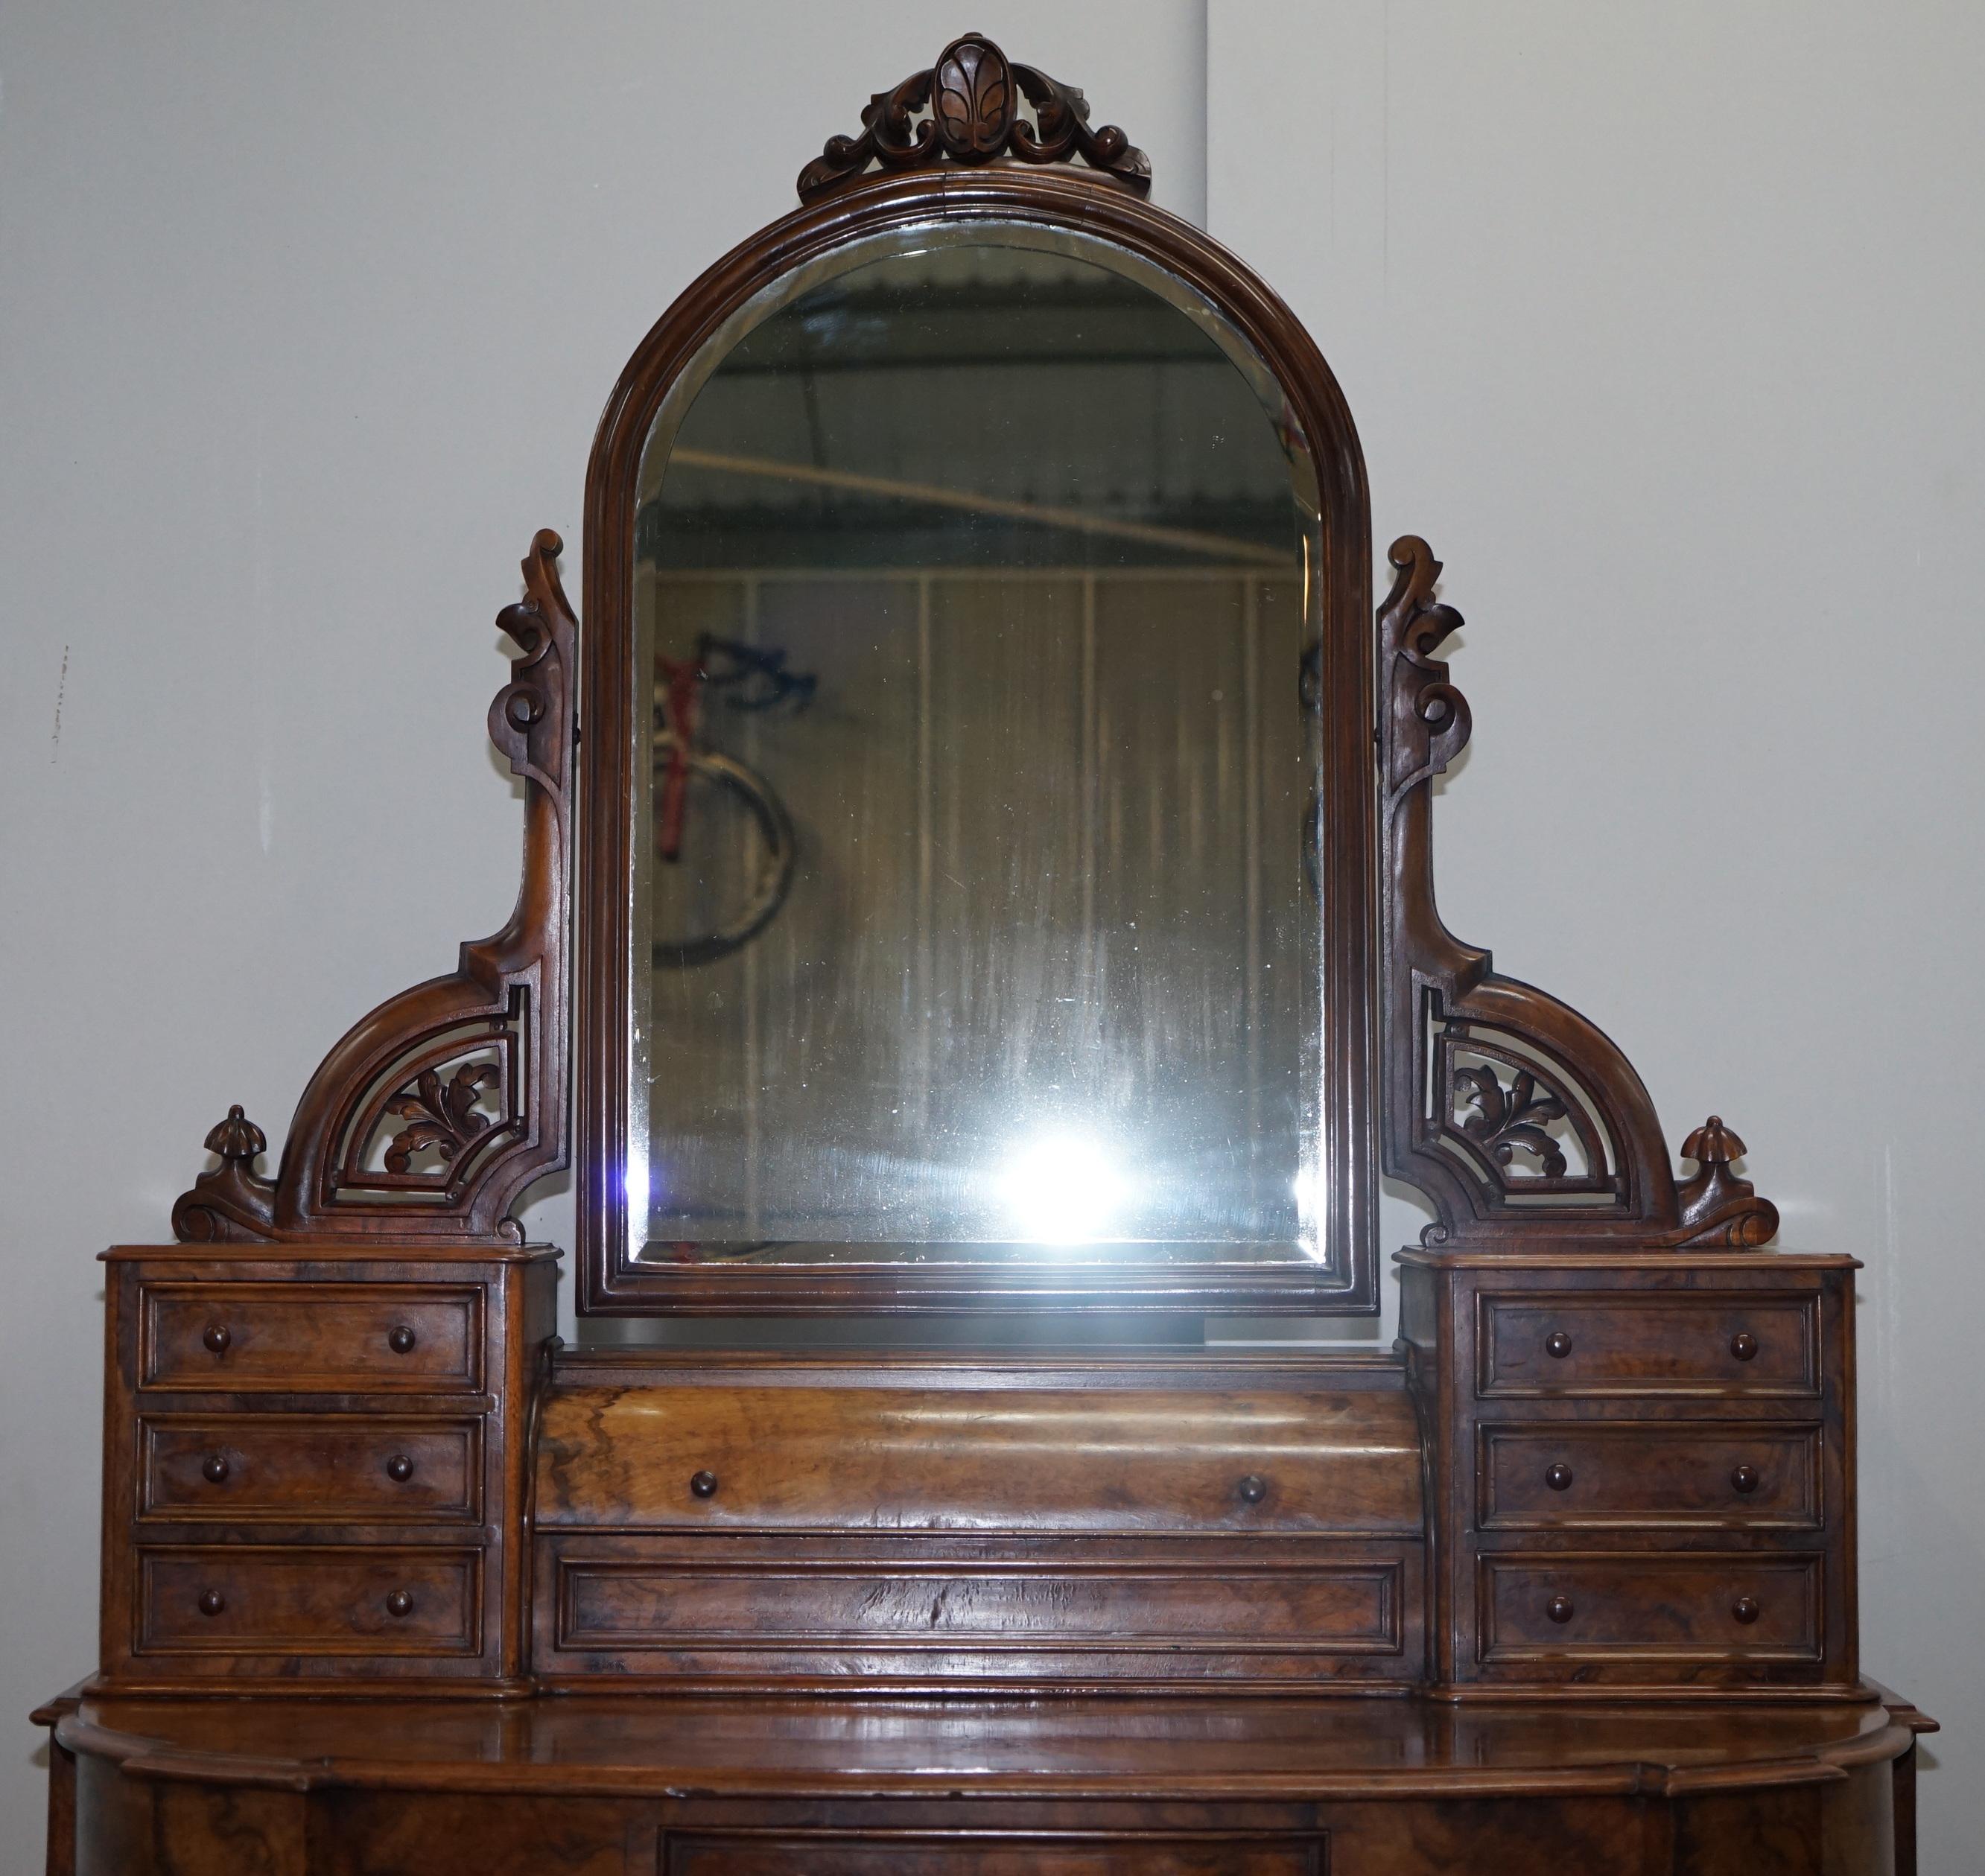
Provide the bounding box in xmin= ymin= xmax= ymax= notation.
xmin=38 ymin=32 xmax=1928 ymax=1876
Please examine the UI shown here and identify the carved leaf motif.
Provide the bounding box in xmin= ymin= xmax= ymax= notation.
xmin=1455 ymin=1064 xmax=1569 ymax=1178
xmin=933 ymin=36 xmax=1011 ymax=156
xmin=383 ymin=1063 xmax=498 ymax=1175
xmin=797 ymin=34 xmax=1149 ymax=200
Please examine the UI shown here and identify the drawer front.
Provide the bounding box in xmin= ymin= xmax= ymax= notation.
xmin=536 ymin=1382 xmax=1422 ymax=1536
xmin=141 ymin=1282 xmax=482 ymax=1392
xmin=138 ymin=1545 xmax=480 ymax=1655
xmin=1479 ymin=1553 xmax=1820 ymax=1663
xmin=1479 ymin=1294 xmax=1820 ymax=1397
xmin=667 ymin=1835 xmax=1325 ymax=1876
xmin=1479 ymin=1422 xmax=1821 ymax=1530
xmin=557 ymin=1554 xmax=1402 ymax=1656
xmin=140 ymin=1416 xmax=480 ymax=1522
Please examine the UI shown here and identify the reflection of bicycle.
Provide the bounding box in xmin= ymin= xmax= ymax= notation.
xmin=652 ymin=636 xmax=814 ymax=970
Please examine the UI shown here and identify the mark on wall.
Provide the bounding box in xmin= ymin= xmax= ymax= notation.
xmin=50 ymin=645 xmax=68 ymax=762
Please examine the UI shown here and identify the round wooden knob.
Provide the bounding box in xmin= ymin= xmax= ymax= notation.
xmin=1730 ymin=1464 xmax=1760 ymax=1495
xmin=385 ymin=1589 xmax=415 ymax=1619
xmin=197 ymin=1589 xmax=226 ymax=1618
xmin=1730 ymin=1331 xmax=1759 ymax=1361
xmin=387 ymin=1325 xmax=418 ymax=1355
xmin=202 ymin=1323 xmax=231 ymax=1355
xmin=1544 ymin=1331 xmax=1573 ymax=1360
xmin=201 ymin=1454 xmax=230 ymax=1485
xmin=1546 ymin=1594 xmax=1575 ymax=1624
xmin=1544 ymin=1463 xmax=1574 ymax=1492
xmin=385 ymin=1454 xmax=416 ymax=1484
xmin=1237 ymin=1474 xmax=1268 ymax=1504
xmin=1732 ymin=1595 xmax=1761 ymax=1625
xmin=690 ymin=1470 xmax=719 ymax=1498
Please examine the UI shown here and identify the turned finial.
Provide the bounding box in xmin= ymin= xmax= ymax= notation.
xmin=1675 ymin=1114 xmax=1777 ymax=1248
xmin=203 ymin=1104 xmax=266 ymax=1165
xmin=1680 ymin=1114 xmax=1744 ymax=1167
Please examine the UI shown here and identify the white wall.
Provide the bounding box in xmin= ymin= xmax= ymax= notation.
xmin=3 ymin=1 xmax=1978 ymax=1867
xmin=1211 ymin=3 xmax=1985 ymax=1867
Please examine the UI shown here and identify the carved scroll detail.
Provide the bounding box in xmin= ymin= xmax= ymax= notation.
xmin=1678 ymin=1115 xmax=1779 ymax=1247
xmin=171 ymin=531 xmax=577 ymax=1244
xmin=1379 ymin=535 xmax=1776 ymax=1250
xmin=171 ymin=1105 xmax=277 ymax=1243
xmin=797 ymin=34 xmax=1151 ymax=201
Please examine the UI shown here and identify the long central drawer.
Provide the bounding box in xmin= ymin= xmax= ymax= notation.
xmin=535 ymin=1373 xmax=1422 ymax=1536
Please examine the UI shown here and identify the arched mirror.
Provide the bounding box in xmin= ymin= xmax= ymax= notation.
xmin=578 ymin=144 xmax=1378 ymax=1316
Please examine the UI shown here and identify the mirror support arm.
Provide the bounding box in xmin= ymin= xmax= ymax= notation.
xmin=171 ymin=531 xmax=578 ymax=1245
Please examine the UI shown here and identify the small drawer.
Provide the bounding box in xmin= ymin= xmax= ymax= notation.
xmin=1479 ymin=1422 xmax=1820 ymax=1530
xmin=1479 ymin=1294 xmax=1820 ymax=1397
xmin=140 ymin=1415 xmax=481 ymax=1522
xmin=1479 ymin=1553 xmax=1820 ymax=1664
xmin=137 ymin=1545 xmax=480 ymax=1655
xmin=140 ymin=1282 xmax=482 ymax=1393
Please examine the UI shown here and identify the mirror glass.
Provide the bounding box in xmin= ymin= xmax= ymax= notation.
xmin=628 ymin=224 xmax=1324 ymax=1269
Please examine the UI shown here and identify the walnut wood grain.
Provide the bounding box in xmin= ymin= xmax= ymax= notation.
xmin=1478 ymin=1421 xmax=1820 ymax=1530
xmin=1479 ymin=1552 xmax=1820 ymax=1662
xmin=1399 ymin=1253 xmax=1860 ymax=1699
xmin=139 ymin=1282 xmax=483 ymax=1393
xmin=533 ymin=1533 xmax=1416 ymax=1688
xmin=41 ymin=1690 xmax=1931 ymax=1876
xmin=1477 ymin=1294 xmax=1820 ymax=1397
xmin=140 ymin=1415 xmax=480 ymax=1522
xmin=137 ymin=1545 xmax=480 ymax=1654
xmin=97 ymin=1245 xmax=556 ymax=1694
xmin=535 ymin=1370 xmax=1422 ymax=1534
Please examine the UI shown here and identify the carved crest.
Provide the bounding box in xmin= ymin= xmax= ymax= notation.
xmin=797 ymin=34 xmax=1151 ymax=201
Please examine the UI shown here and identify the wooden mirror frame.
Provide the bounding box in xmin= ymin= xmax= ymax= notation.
xmin=575 ymin=163 xmax=1382 ymax=1317
xmin=162 ymin=34 xmax=1782 ymax=1320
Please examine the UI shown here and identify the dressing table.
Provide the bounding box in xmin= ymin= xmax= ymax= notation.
xmin=36 ymin=34 xmax=1931 ymax=1875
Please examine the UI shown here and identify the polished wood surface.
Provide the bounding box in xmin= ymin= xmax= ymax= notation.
xmin=536 ymin=1353 xmax=1422 ymax=1533
xmin=44 ymin=1687 xmax=1928 ymax=1798
xmin=140 ymin=1281 xmax=485 ymax=1391
xmin=1400 ymin=1254 xmax=1858 ymax=1697
xmin=533 ymin=1352 xmax=1424 ymax=1691
xmin=37 ymin=1688 xmax=1933 ymax=1875
xmin=98 ymin=1244 xmax=555 ymax=1692
xmin=141 ymin=1414 xmax=483 ymax=1522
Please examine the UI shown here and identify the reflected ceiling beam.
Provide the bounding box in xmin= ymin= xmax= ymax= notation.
xmin=668 ymin=448 xmax=1293 ymax=567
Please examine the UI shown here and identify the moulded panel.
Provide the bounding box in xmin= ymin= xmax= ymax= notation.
xmin=137 ymin=1545 xmax=481 ymax=1656
xmin=1478 ymin=1552 xmax=1821 ymax=1665
xmin=140 ymin=1283 xmax=483 ymax=1393
xmin=140 ymin=1416 xmax=482 ymax=1523
xmin=1477 ymin=1294 xmax=1820 ymax=1398
xmin=1478 ymin=1422 xmax=1821 ymax=1531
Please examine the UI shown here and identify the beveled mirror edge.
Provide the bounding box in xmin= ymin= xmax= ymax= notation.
xmin=576 ymin=165 xmax=1379 ymax=1317
xmin=626 ymin=214 xmax=1327 ymax=1276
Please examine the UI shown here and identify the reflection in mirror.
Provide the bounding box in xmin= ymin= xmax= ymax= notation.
xmin=629 ymin=229 xmax=1324 ymax=1268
